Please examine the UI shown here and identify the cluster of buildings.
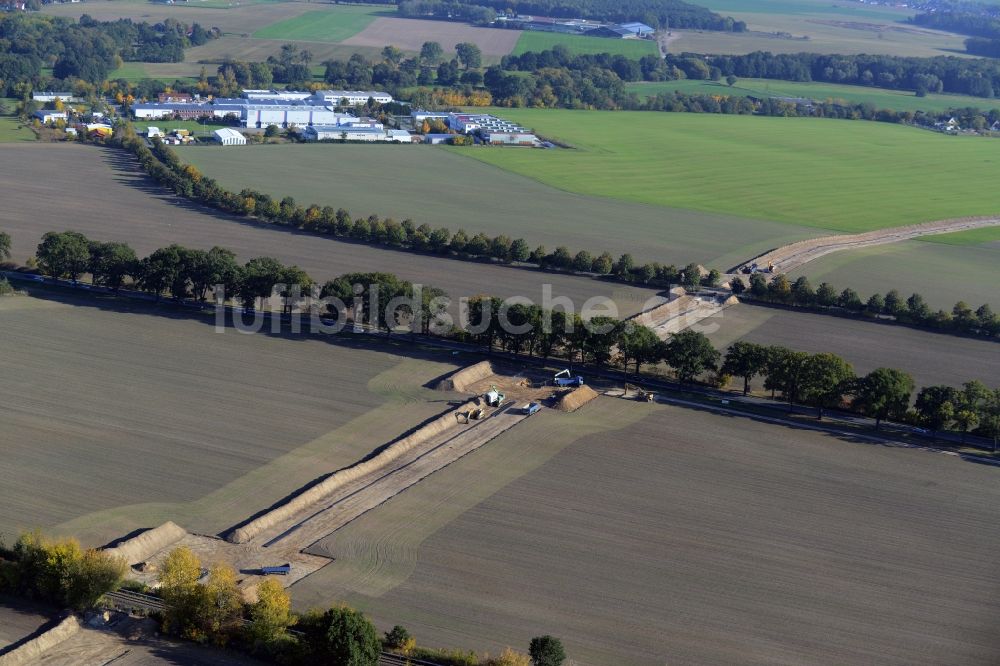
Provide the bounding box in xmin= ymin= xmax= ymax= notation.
xmin=146 ymin=126 xmax=197 ymax=144
xmin=132 ymin=89 xmax=394 ymax=129
xmin=496 ymin=15 xmax=655 ymax=39
xmin=411 ymin=110 xmax=538 ymax=145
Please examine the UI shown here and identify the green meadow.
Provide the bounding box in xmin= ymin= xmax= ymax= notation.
xmin=513 ymin=31 xmax=659 ymax=57
xmin=627 ymin=78 xmax=1000 ymax=114
xmin=453 ymin=109 xmax=1000 ymax=233
xmin=0 ymin=99 xmax=34 ymax=143
xmin=252 ymin=6 xmax=381 ymax=42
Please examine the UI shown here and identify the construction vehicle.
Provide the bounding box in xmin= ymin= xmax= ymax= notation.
xmin=485 ymin=385 xmax=505 ymax=407
xmin=470 ymin=407 xmax=485 ymax=420
xmin=553 ymin=369 xmax=584 ymax=387
xmin=624 ymin=383 xmax=655 ymax=402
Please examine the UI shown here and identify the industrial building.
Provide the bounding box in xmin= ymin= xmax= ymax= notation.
xmin=213 ymin=128 xmax=246 ymax=145
xmin=482 ymin=131 xmax=538 ymax=146
xmin=131 ymin=90 xmax=393 ymax=127
xmin=411 ymin=109 xmax=451 ymax=124
xmin=33 ymin=110 xmax=67 ymax=124
xmin=303 ymin=126 xmax=410 ymax=142
xmin=310 ymin=90 xmax=393 ymax=105
xmin=32 ymin=91 xmax=78 ymax=103
xmin=242 ymin=89 xmax=312 ymax=101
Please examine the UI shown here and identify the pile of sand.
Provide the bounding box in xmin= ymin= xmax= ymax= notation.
xmin=102 ymin=521 xmax=186 ymax=566
xmin=229 ymin=399 xmax=479 ymax=544
xmin=554 ymin=385 xmax=599 ymax=412
xmin=435 ymin=360 xmax=494 ymax=393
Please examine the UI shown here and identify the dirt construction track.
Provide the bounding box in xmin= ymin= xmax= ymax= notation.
xmin=738 ymin=216 xmax=1000 ymax=273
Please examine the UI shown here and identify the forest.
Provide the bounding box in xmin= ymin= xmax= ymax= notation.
xmin=0 ymin=13 xmax=216 ymax=93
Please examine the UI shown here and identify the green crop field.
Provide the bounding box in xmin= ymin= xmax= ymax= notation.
xmin=627 ymin=78 xmax=1000 ymax=114
xmin=252 ymin=6 xmax=382 ymax=42
xmin=514 ymin=31 xmax=658 ymax=57
xmin=785 ymin=238 xmax=1000 ymax=310
xmin=176 ymin=143 xmax=820 ymax=268
xmin=453 ymin=109 xmax=1000 ymax=234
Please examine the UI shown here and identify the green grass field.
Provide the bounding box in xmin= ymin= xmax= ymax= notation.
xmin=109 ymin=61 xmax=149 ymax=81
xmin=627 ymin=78 xmax=1000 ymax=114
xmin=453 ymin=109 xmax=1000 ymax=234
xmin=786 ymin=239 xmax=1000 ymax=310
xmin=252 ymin=6 xmax=381 ymax=42
xmin=0 ymin=99 xmax=34 ymax=143
xmin=513 ymin=31 xmax=659 ymax=57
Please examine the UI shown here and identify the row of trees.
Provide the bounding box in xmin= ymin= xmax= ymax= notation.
xmin=21 ymin=227 xmax=1000 ymax=442
xmin=721 ymin=341 xmax=1000 ymax=444
xmin=0 ymin=532 xmax=125 ymax=611
xmin=700 ymin=51 xmax=1000 ymax=99
xmin=156 ymin=545 xmax=566 ymax=666
xmin=34 ymin=230 xmax=315 ymax=311
xmin=107 ymin=127 xmax=719 ymax=290
xmin=730 ymin=273 xmax=999 ymax=339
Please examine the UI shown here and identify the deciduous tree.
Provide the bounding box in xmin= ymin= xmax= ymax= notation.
xmin=914 ymin=385 xmax=957 ymax=440
xmin=663 ymin=330 xmax=719 ymax=383
xmin=721 ymin=341 xmax=768 ymax=395
xmin=529 ymin=635 xmax=566 ymax=666
xmin=799 ymin=352 xmax=854 ymax=419
xmin=853 ymin=367 xmax=914 ymax=430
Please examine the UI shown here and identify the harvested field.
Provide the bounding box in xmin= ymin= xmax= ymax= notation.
xmin=176 ymin=143 xmax=816 ymax=268
xmin=298 ymin=398 xmax=1000 ymax=665
xmin=706 ymin=304 xmax=1000 ymax=389
xmin=675 ymin=0 xmax=966 ymax=57
xmin=0 ymin=144 xmax=659 ymax=317
xmin=0 ymin=288 xmax=461 ymax=547
xmin=343 ymin=17 xmax=522 ymax=56
xmin=0 ymin=601 xmax=53 ymax=651
xmin=41 ymin=0 xmax=309 ymax=35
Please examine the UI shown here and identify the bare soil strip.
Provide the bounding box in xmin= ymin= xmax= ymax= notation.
xmin=118 ymin=366 xmax=535 ymax=591
xmin=737 ymin=215 xmax=1000 ymax=274
xmin=629 ymin=288 xmax=738 ymax=338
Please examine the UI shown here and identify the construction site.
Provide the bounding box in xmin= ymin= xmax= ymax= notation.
xmin=98 ymin=361 xmax=604 ymax=597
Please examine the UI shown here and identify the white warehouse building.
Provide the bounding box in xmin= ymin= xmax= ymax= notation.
xmin=213 ymin=128 xmax=247 ymax=145
xmin=309 ymin=90 xmax=393 ymax=106
xmin=242 ymin=89 xmax=312 ymax=101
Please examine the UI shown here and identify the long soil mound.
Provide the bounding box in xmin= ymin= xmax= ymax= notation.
xmin=739 ymin=215 xmax=1000 ymax=274
xmin=436 ymin=361 xmax=494 ymax=393
xmin=554 ymin=385 xmax=599 ymax=412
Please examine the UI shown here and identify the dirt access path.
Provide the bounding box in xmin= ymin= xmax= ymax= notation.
xmin=735 ymin=215 xmax=1000 ymax=274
